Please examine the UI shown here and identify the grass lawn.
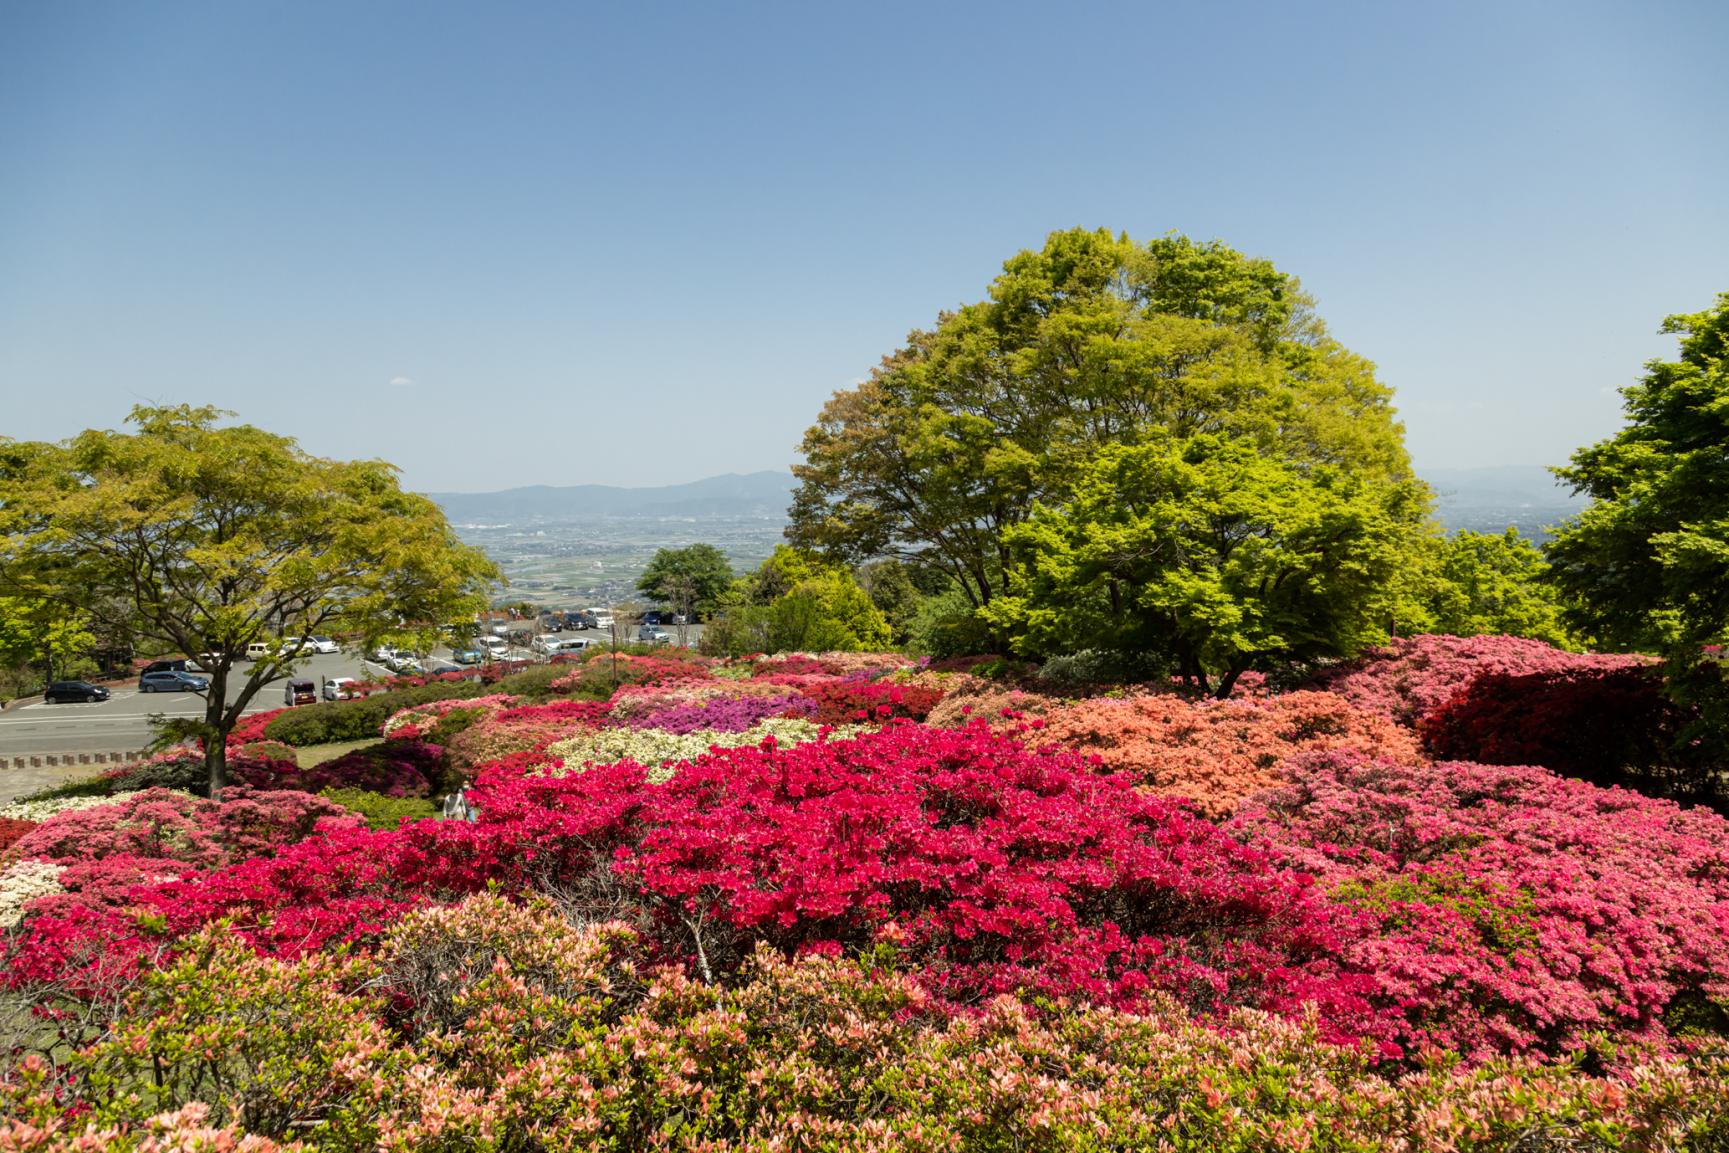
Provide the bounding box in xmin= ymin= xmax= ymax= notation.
xmin=293 ymin=740 xmax=380 ymax=770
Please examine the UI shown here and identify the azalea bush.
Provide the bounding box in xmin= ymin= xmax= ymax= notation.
xmin=1029 ymin=690 xmax=1424 ymax=817
xmin=9 ymin=895 xmax=1727 ymax=1152
xmin=0 ymin=818 xmax=33 ymax=854
xmin=1418 ymin=666 xmax=1709 ymax=802
xmin=444 ymin=699 xmax=613 ymax=776
xmin=1233 ymin=752 xmax=1729 ymax=1058
xmin=379 ymin=692 xmax=518 ymax=740
xmin=1308 ymin=633 xmax=1648 ymax=725
xmin=231 ymin=740 xmax=448 ymax=799
xmin=793 ymin=677 xmax=945 ymax=724
xmin=541 ymin=717 xmax=864 ymax=783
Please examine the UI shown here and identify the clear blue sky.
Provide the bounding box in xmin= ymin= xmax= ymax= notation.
xmin=3 ymin=1 xmax=1725 ymax=492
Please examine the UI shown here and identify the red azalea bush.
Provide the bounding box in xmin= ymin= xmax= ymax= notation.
xmin=1030 ymin=690 xmax=1425 ymax=818
xmin=0 ymin=818 xmax=36 ymax=853
xmin=1232 ymin=752 xmax=1729 ymax=1058
xmin=1418 ymin=667 xmax=1704 ymax=799
xmin=5 ymin=726 xmax=1391 ymax=1048
xmin=1307 ymin=634 xmax=1648 ymax=726
xmin=226 ymin=708 xmax=290 ymax=747
xmin=791 ymin=679 xmax=945 ymax=724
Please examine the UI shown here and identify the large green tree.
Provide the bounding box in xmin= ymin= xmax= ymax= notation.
xmin=635 ymin=544 xmax=733 ymax=621
xmin=986 ymin=436 xmax=1428 ymax=696
xmin=789 ymin=228 xmax=1426 ymax=680
xmin=699 ymin=546 xmax=892 ymax=657
xmin=1419 ymin=528 xmax=1573 ymax=648
xmin=0 ymin=406 xmax=499 ymax=791
xmin=1547 ymin=293 xmax=1729 ymax=656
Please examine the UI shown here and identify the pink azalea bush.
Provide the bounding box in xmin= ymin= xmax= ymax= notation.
xmin=1307 ymin=634 xmax=1648 ymax=725
xmin=1233 ymin=751 xmax=1729 ymax=1058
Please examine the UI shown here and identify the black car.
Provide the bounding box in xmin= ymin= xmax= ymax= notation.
xmin=642 ymin=611 xmax=665 ymax=625
xmin=44 ymin=680 xmax=110 ymax=703
xmin=139 ymin=670 xmax=210 ymax=693
xmin=141 ymin=658 xmax=190 ymax=676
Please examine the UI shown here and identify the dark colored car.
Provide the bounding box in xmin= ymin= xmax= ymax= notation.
xmin=642 ymin=611 xmax=667 ymax=625
xmin=139 ymin=670 xmax=209 ymax=693
xmin=141 ymin=658 xmax=190 ymax=677
xmin=44 ymin=680 xmax=110 ymax=703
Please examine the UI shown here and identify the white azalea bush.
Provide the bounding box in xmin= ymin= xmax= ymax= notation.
xmin=544 ymin=717 xmax=867 ymax=784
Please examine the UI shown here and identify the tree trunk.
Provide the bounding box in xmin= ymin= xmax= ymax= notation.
xmin=1214 ymin=666 xmax=1244 ymax=700
xmin=205 ymin=667 xmax=229 ymax=796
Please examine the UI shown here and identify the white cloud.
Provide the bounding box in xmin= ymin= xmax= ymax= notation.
xmin=389 ymin=375 xmax=415 ymax=388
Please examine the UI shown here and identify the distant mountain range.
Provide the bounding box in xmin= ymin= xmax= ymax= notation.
xmin=427 ymin=465 xmax=1587 ymax=533
xmin=428 ymin=471 xmax=798 ymax=523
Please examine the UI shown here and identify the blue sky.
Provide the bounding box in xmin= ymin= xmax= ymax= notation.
xmin=2 ymin=1 xmax=1725 ymax=492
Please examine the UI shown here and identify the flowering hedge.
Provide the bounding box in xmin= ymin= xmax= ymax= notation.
xmin=8 ymin=896 xmax=1726 ymax=1152
xmin=5 ymin=787 xmax=355 ymax=873
xmin=379 ymin=693 xmax=518 ymax=740
xmin=541 ymin=717 xmax=865 ymax=783
xmin=444 ymin=699 xmax=613 ymax=776
xmin=1307 ymin=634 xmax=1648 ymax=726
xmin=231 ymin=740 xmax=447 ymax=799
xmin=0 ymin=818 xmax=33 ymax=854
xmin=1029 ymin=690 xmax=1424 ymax=817
xmin=1417 ymin=667 xmax=1703 ymax=799
xmin=1233 ymin=752 xmax=1729 ymax=1058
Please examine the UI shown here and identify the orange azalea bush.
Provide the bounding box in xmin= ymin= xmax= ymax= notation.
xmin=1029 ymin=690 xmax=1425 ymax=817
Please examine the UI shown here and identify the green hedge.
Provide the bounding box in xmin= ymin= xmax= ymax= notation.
xmin=319 ymin=787 xmax=440 ymax=830
xmin=262 ymin=681 xmax=489 ymax=746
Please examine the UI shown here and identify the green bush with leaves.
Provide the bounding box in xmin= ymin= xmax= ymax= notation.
xmin=262 ymin=682 xmax=484 ymax=745
xmin=318 ymin=788 xmax=439 ymax=830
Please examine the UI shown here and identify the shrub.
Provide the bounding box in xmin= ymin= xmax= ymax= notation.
xmin=1233 ymin=752 xmax=1729 ymax=1058
xmin=380 ymin=693 xmax=518 ymax=740
xmin=0 ymin=818 xmax=35 ymax=854
xmin=626 ymin=692 xmax=815 ymax=733
xmin=1307 ymin=633 xmax=1648 ymax=726
xmin=1418 ymin=667 xmax=1710 ymax=802
xmin=14 ymin=896 xmax=1729 ymax=1151
xmin=234 ymin=741 xmax=446 ymax=799
xmin=792 ymin=678 xmax=944 ymax=724
xmin=924 ymin=677 xmax=1065 ymax=729
xmin=5 ymin=787 xmax=356 ymax=873
xmin=1030 ymin=690 xmax=1425 ymax=818
xmin=444 ymin=699 xmax=613 ymax=777
xmin=261 ymin=682 xmax=486 ymax=746
xmin=319 ymin=788 xmax=439 ymax=830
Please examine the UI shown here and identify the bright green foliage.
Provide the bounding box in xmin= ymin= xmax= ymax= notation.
xmin=701 ymin=546 xmax=893 ymax=657
xmin=319 ymin=788 xmax=439 ymax=830
xmin=0 ymin=406 xmax=499 ymax=790
xmin=1420 ymin=528 xmax=1574 ymax=647
xmin=789 ymin=229 xmax=1425 ymax=667
xmin=0 ymin=596 xmax=95 ymax=700
xmin=634 ymin=543 xmax=733 ymax=620
xmin=986 ymin=436 xmax=1428 ymax=696
xmin=1547 ymin=293 xmax=1729 ymax=656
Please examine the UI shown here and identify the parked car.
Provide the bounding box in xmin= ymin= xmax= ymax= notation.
xmin=642 ymin=611 xmax=665 ymax=626
xmin=244 ymin=642 xmax=272 ymax=661
xmin=451 ymin=648 xmax=486 ymax=665
xmin=283 ymin=678 xmax=317 ymax=706
xmin=139 ymin=670 xmax=209 ymax=693
xmin=141 ymin=658 xmax=190 ymax=677
xmin=304 ymin=636 xmax=340 ymax=655
xmin=391 ymin=655 xmax=424 ymax=675
xmin=531 ymin=633 xmax=564 ymax=655
xmin=478 ymin=635 xmax=510 ymax=657
xmin=322 ymin=676 xmax=359 ymax=701
xmin=44 ymin=680 xmax=110 ymax=703
xmin=371 ymin=645 xmax=398 ymax=665
xmin=637 ymin=626 xmax=673 ymax=645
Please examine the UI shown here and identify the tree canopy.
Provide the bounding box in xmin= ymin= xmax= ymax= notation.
xmin=635 ymin=544 xmax=734 ymax=621
xmin=0 ymin=406 xmax=499 ymax=790
xmin=788 ymin=228 xmax=1428 ymax=689
xmin=1547 ymin=292 xmax=1729 ymax=656
xmin=699 ymin=546 xmax=892 ymax=657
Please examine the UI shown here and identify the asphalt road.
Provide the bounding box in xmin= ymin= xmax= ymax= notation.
xmin=0 ymin=625 xmax=698 ymax=757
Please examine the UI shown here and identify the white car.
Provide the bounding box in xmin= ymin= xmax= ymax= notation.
xmin=306 ymin=636 xmax=340 ymax=655
xmin=322 ymin=676 xmax=359 ymax=701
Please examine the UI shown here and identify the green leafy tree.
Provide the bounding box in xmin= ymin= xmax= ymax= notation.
xmin=1547 ymin=293 xmax=1729 ymax=655
xmin=0 ymin=596 xmax=96 ymax=701
xmin=635 ymin=544 xmax=733 ymax=621
xmin=700 ymin=547 xmax=892 ymax=657
xmin=1419 ymin=528 xmax=1573 ymax=647
xmin=0 ymin=405 xmax=499 ymax=791
xmin=985 ymin=436 xmax=1427 ymax=696
xmin=790 ymin=228 xmax=1425 ymax=664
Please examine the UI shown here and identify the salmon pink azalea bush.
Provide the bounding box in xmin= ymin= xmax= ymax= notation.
xmin=1029 ymin=690 xmax=1424 ymax=818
